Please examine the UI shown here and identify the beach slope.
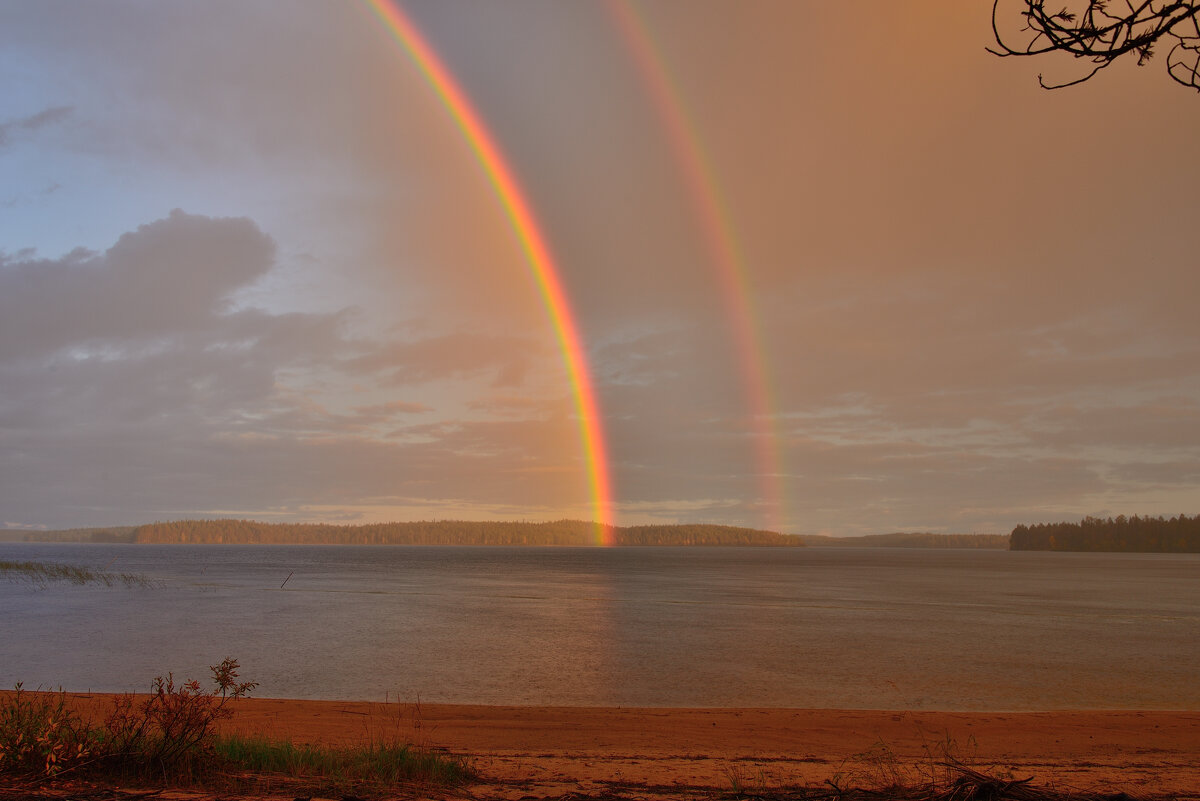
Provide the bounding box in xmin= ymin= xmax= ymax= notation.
xmin=212 ymin=699 xmax=1200 ymax=799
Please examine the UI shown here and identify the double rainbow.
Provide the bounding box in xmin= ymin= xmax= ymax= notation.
xmin=363 ymin=1 xmax=614 ymax=543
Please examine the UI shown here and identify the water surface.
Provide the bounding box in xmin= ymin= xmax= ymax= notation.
xmin=2 ymin=544 xmax=1196 ymax=709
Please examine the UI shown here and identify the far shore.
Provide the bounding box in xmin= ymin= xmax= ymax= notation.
xmin=20 ymin=693 xmax=1200 ymax=799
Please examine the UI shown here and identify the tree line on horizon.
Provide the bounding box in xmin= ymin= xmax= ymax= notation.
xmin=1009 ymin=515 xmax=1200 ymax=552
xmin=0 ymin=526 xmax=137 ymax=544
xmin=124 ymin=518 xmax=804 ymax=547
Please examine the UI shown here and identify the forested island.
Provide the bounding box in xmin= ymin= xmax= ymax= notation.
xmin=1010 ymin=515 xmax=1200 ymax=552
xmin=1 ymin=519 xmax=803 ymax=547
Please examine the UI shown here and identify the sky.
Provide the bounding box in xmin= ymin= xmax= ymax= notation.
xmin=2 ymin=1 xmax=1199 ymax=537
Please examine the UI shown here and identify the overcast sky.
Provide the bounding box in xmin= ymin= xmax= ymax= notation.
xmin=2 ymin=1 xmax=1199 ymax=536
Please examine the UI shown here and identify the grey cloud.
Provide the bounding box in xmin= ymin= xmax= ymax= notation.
xmin=352 ymin=400 xmax=433 ymax=418
xmin=0 ymin=211 xmax=351 ymax=525
xmin=0 ymin=105 xmax=71 ymax=148
xmin=1108 ymin=460 xmax=1200 ymax=487
xmin=1021 ymin=398 xmax=1200 ymax=450
xmin=350 ymin=332 xmax=541 ymax=388
xmin=466 ymin=395 xmax=551 ymax=415
xmin=0 ymin=210 xmax=275 ymax=360
xmin=1 ymin=407 xmax=589 ymax=529
xmin=597 ymin=324 xmax=746 ymax=420
xmin=774 ymin=442 xmax=1107 ymax=536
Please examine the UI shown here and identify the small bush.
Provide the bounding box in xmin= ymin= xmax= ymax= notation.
xmin=0 ymin=658 xmax=255 ymax=782
xmin=0 ymin=684 xmax=93 ymax=778
xmin=98 ymin=657 xmax=257 ymax=777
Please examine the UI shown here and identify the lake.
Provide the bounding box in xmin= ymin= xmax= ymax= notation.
xmin=2 ymin=543 xmax=1197 ymax=710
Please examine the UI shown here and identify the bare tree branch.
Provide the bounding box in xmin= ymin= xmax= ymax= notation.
xmin=990 ymin=0 xmax=1200 ymax=91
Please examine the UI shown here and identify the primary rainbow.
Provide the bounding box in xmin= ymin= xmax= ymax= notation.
xmin=608 ymin=1 xmax=785 ymax=533
xmin=362 ymin=0 xmax=614 ymax=544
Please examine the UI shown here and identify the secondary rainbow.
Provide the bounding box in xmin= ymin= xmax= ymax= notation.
xmin=362 ymin=0 xmax=614 ymax=543
xmin=608 ymin=1 xmax=785 ymax=533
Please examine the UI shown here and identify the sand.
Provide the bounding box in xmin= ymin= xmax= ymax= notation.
xmin=11 ymin=695 xmax=1200 ymax=799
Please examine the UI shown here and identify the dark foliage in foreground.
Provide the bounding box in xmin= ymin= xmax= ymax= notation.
xmin=0 ymin=661 xmax=470 ymax=794
xmin=0 ymin=659 xmax=255 ymax=781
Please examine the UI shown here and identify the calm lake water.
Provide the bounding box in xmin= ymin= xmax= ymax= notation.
xmin=2 ymin=544 xmax=1197 ymax=710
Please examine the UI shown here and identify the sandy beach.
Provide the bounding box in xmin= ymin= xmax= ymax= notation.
xmin=22 ymin=694 xmax=1195 ymax=800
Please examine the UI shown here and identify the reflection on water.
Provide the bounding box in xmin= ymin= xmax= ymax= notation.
xmin=2 ymin=543 xmax=1197 ymax=710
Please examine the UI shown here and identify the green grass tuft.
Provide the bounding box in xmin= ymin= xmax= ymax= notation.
xmin=214 ymin=734 xmax=473 ymax=787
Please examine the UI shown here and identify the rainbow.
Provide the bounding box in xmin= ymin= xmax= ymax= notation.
xmin=607 ymin=1 xmax=785 ymax=533
xmin=362 ymin=0 xmax=614 ymax=544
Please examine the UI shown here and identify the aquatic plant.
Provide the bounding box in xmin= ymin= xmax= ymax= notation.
xmin=0 ymin=559 xmax=155 ymax=588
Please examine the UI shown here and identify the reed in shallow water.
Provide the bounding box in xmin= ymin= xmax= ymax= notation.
xmin=0 ymin=559 xmax=154 ymax=588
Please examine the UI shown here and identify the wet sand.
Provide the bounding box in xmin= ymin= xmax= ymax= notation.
xmin=14 ymin=695 xmax=1200 ymax=799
